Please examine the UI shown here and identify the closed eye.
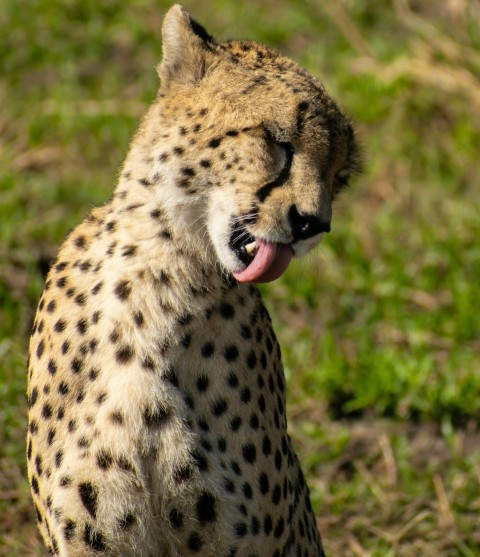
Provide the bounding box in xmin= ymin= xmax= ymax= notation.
xmin=333 ymin=169 xmax=350 ymax=194
xmin=255 ymin=141 xmax=294 ymax=203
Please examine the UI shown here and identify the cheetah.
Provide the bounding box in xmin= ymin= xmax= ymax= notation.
xmin=27 ymin=5 xmax=359 ymax=556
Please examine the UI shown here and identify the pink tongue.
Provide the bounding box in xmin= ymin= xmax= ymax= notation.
xmin=233 ymin=239 xmax=294 ymax=283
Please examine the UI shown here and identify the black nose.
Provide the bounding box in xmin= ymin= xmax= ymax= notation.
xmin=288 ymin=205 xmax=331 ymax=242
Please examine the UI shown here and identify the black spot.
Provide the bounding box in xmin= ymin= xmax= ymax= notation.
xmin=212 ymin=399 xmax=227 ymax=417
xmin=96 ymin=392 xmax=107 ymax=405
xmin=188 ymin=532 xmax=203 ymax=551
xmin=200 ymin=159 xmax=211 ymax=168
xmin=181 ymin=334 xmax=191 ymax=348
xmin=46 ymin=300 xmax=56 ymax=313
xmin=230 ymin=416 xmax=242 ymax=431
xmin=242 ymin=482 xmax=253 ymax=499
xmin=201 ymin=342 xmax=214 ymax=357
xmin=28 ymin=387 xmax=38 ymax=408
xmin=227 ymin=372 xmax=239 ymax=388
xmin=224 ymin=345 xmax=239 ymax=362
xmin=191 ymin=449 xmax=208 ymax=472
xmin=105 ymin=220 xmax=116 ymax=232
xmin=79 ymin=483 xmax=98 ymax=518
xmin=242 ymin=443 xmax=256 ymax=464
xmin=251 ymin=515 xmax=260 ymax=535
xmin=117 ymin=457 xmax=134 ymax=473
xmin=181 ymin=166 xmax=196 ymax=177
xmin=274 ymin=517 xmax=285 ymax=538
xmin=83 ymin=523 xmax=106 ymax=552
xmin=143 ymin=404 xmax=170 ymax=427
xmin=35 ymin=455 xmax=43 ymax=476
xmin=91 ymin=282 xmax=103 ymax=295
xmin=169 ymin=508 xmax=184 ymax=529
xmin=60 ymin=475 xmax=71 ymax=487
xmin=54 ymin=319 xmax=67 ymax=333
xmin=218 ymin=438 xmax=227 ymax=452
xmin=275 ymin=450 xmax=282 ymax=470
xmin=173 ymin=146 xmax=184 ymax=156
xmin=122 ymin=245 xmax=137 ymax=257
xmin=196 ymin=374 xmax=209 ymax=392
xmin=115 ymin=345 xmax=134 ymax=364
xmin=259 ymin=472 xmax=269 ymax=494
xmin=89 ymin=367 xmax=99 ymax=381
xmin=64 ymin=519 xmax=76 ymax=541
xmin=196 ymin=491 xmax=217 ymax=523
xmin=173 ymin=464 xmax=193 ymax=483
xmin=109 ymin=330 xmax=120 ymax=344
xmin=114 ymin=280 xmax=131 ymax=301
xmin=226 ymin=129 xmax=239 ymax=136
xmin=47 ymin=428 xmax=56 ymax=445
xmin=118 ymin=513 xmax=135 ymax=530
xmin=133 ymin=311 xmax=144 ymax=327
xmin=58 ymin=382 xmax=69 ymax=395
xmin=272 ymin=484 xmax=282 ymax=507
xmin=209 ymin=137 xmax=222 ymax=148
xmin=73 ymin=235 xmax=87 ymax=249
xmin=223 ymin=477 xmax=235 ymax=492
xmin=246 ymin=350 xmax=257 ymax=368
xmin=96 ymin=451 xmax=113 ymax=470
xmin=77 ymin=318 xmax=88 ymax=335
xmin=110 ymin=411 xmax=124 ymax=425
xmin=197 ymin=417 xmax=209 ymax=432
xmin=258 ymin=394 xmax=266 ymax=413
xmin=138 ymin=177 xmax=151 ymax=187
xmin=163 ymin=367 xmax=178 ymax=386
xmin=249 ymin=413 xmax=259 ymax=430
xmin=264 ymin=514 xmax=273 ymax=535
xmin=219 ymin=303 xmax=234 ymax=319
xmin=34 ymin=503 xmax=43 ymax=524
xmin=231 ymin=461 xmax=241 ymax=475
xmin=240 ymin=387 xmax=251 ymax=403
xmin=30 ymin=475 xmax=40 ymax=494
xmin=55 ymin=261 xmax=68 ymax=272
xmin=29 ymin=420 xmax=38 ymax=434
xmin=91 ymin=310 xmax=101 ymax=324
xmin=42 ymin=403 xmax=52 ymax=419
xmin=234 ymin=522 xmax=247 ymax=537
xmin=74 ymin=293 xmax=86 ymax=307
xmin=36 ymin=340 xmax=45 ymax=359
xmin=140 ymin=358 xmax=155 ymax=374
xmin=79 ymin=260 xmax=92 ymax=272
xmin=71 ymin=358 xmax=83 ymax=374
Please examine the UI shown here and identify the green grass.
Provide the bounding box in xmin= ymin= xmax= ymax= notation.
xmin=1 ymin=0 xmax=480 ymax=555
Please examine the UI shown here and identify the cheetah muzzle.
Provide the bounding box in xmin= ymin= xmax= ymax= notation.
xmin=27 ymin=4 xmax=360 ymax=556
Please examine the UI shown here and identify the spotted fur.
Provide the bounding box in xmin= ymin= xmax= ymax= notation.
xmin=27 ymin=5 xmax=359 ymax=556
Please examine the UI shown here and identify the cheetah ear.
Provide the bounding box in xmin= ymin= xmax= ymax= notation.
xmin=159 ymin=5 xmax=217 ymax=86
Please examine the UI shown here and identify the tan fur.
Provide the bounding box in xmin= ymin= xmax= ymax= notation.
xmin=27 ymin=5 xmax=359 ymax=556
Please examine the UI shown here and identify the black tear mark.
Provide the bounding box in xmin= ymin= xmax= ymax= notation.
xmin=78 ymin=482 xmax=98 ymax=518
xmin=255 ymin=142 xmax=294 ymax=203
xmin=84 ymin=523 xmax=106 ymax=552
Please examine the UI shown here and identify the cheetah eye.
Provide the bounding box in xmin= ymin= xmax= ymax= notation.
xmin=256 ymin=140 xmax=294 ymax=203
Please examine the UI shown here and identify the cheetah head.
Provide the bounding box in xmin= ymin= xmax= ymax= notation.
xmin=141 ymin=5 xmax=360 ymax=283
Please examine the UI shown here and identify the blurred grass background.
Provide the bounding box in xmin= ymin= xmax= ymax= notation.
xmin=1 ymin=0 xmax=479 ymax=555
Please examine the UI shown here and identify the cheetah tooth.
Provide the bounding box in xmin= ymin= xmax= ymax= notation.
xmin=245 ymin=241 xmax=257 ymax=255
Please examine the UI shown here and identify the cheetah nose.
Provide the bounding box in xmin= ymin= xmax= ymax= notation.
xmin=288 ymin=204 xmax=331 ymax=242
